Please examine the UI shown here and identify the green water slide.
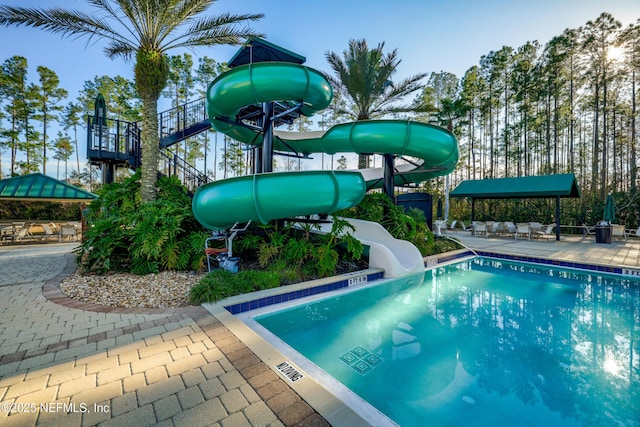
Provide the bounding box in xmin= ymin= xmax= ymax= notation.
xmin=193 ymin=62 xmax=459 ymax=230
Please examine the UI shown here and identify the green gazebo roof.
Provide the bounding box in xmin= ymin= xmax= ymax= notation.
xmin=0 ymin=173 xmax=97 ymax=202
xmin=450 ymin=173 xmax=581 ymax=199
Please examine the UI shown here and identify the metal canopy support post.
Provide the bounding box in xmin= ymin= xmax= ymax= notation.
xmin=262 ymin=101 xmax=274 ymax=173
xmin=555 ymin=195 xmax=561 ymax=241
xmin=471 ymin=198 xmax=475 ymax=222
xmin=383 ymin=154 xmax=395 ymax=203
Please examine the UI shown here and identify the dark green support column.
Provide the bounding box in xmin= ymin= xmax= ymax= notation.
xmin=102 ymin=163 xmax=115 ymax=184
xmin=471 ymin=198 xmax=475 ymax=222
xmin=555 ymin=195 xmax=561 ymax=241
xmin=383 ymin=154 xmax=395 ymax=203
xmin=262 ymin=101 xmax=274 ymax=173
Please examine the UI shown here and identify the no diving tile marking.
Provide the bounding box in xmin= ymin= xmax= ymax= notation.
xmin=275 ymin=361 xmax=304 ymax=382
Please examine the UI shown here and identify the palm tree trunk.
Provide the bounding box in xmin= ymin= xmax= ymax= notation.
xmin=139 ymin=94 xmax=159 ymax=202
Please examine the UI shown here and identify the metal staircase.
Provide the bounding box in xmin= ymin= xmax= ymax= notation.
xmin=158 ymin=149 xmax=209 ymax=192
xmin=88 ymin=37 xmax=314 ymax=188
xmin=158 ymin=98 xmax=210 ymax=148
xmin=87 ymin=98 xmax=211 ymax=190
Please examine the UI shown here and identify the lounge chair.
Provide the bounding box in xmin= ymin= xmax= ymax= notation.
xmin=502 ymin=221 xmax=516 ymax=236
xmin=515 ymin=223 xmax=530 ymax=240
xmin=583 ymin=224 xmax=595 ymax=237
xmin=473 ymin=222 xmax=488 ymax=238
xmin=447 ymin=220 xmax=458 ymax=232
xmin=433 ymin=220 xmax=447 ymax=236
xmin=612 ymin=224 xmax=626 ymax=241
xmin=626 ymin=226 xmax=640 ymax=239
xmin=488 ymin=221 xmax=501 ymax=237
xmin=39 ymin=223 xmax=57 ymax=241
xmin=459 ymin=221 xmax=473 ymax=232
xmin=4 ymin=224 xmax=32 ymax=243
xmin=529 ymin=222 xmax=543 ymax=233
xmin=0 ymin=224 xmax=12 ymax=245
xmin=486 ymin=221 xmax=495 ymax=232
xmin=59 ymin=224 xmax=78 ymax=242
xmin=534 ymin=224 xmax=555 ymax=240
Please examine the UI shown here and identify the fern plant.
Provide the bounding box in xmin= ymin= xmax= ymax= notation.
xmin=75 ymin=172 xmax=208 ymax=274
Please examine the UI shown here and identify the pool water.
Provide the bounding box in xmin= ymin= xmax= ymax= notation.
xmin=255 ymin=258 xmax=640 ymax=427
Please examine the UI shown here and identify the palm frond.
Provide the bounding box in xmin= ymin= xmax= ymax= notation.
xmin=92 ymin=0 xmax=144 ymax=44
xmin=161 ymin=13 xmax=264 ymax=50
xmin=326 ymin=38 xmax=426 ymax=120
xmin=0 ymin=5 xmax=136 ymax=50
xmin=104 ymin=39 xmax=137 ymax=60
xmin=372 ymin=73 xmax=428 ymax=114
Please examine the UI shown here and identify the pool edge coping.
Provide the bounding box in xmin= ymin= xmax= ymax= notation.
xmin=202 ymin=267 xmax=394 ymax=427
xmin=204 ymin=302 xmax=383 ymax=427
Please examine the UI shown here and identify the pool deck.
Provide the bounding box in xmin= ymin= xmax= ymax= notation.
xmin=0 ymin=243 xmax=327 ymax=427
xmin=450 ymin=230 xmax=640 ymax=268
xmin=1 ymin=234 xmax=638 ymax=426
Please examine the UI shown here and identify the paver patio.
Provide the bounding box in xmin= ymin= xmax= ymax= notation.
xmin=2 ymin=233 xmax=639 ymax=426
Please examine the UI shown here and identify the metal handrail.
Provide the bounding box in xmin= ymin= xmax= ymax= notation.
xmin=158 ymin=98 xmax=208 ymax=142
xmin=158 ymin=149 xmax=209 ymax=192
xmin=88 ymin=98 xmax=213 ymax=189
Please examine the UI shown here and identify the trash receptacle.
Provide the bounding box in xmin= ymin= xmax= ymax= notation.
xmin=595 ymin=224 xmax=612 ymax=244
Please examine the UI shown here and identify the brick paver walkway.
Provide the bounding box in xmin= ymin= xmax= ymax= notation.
xmin=0 ymin=244 xmax=327 ymax=427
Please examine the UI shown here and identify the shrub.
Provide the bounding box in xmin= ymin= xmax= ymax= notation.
xmin=75 ymin=172 xmax=208 ymax=274
xmin=235 ymin=218 xmax=364 ymax=280
xmin=189 ymin=270 xmax=234 ymax=304
xmin=335 ymin=193 xmax=438 ymax=256
xmin=189 ymin=268 xmax=284 ymax=304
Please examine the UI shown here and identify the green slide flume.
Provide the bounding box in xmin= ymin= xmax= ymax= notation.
xmin=193 ymin=62 xmax=459 ymax=230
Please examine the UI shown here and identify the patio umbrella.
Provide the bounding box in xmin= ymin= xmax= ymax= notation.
xmin=436 ymin=198 xmax=443 ymax=219
xmin=603 ymin=194 xmax=616 ymax=223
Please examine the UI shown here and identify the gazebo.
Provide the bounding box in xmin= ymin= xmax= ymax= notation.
xmin=0 ymin=173 xmax=97 ymax=202
xmin=450 ymin=173 xmax=581 ymax=241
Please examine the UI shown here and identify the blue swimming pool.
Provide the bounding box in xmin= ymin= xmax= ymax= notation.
xmin=254 ymin=257 xmax=640 ymax=427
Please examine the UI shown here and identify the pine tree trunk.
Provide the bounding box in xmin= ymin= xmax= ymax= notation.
xmin=357 ymin=153 xmax=370 ymax=169
xmin=631 ymin=70 xmax=637 ymax=194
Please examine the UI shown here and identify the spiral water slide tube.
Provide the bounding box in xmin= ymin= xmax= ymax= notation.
xmin=192 ymin=62 xmax=458 ymax=277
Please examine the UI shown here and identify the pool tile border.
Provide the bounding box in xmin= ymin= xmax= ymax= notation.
xmin=224 ymin=270 xmax=385 ymax=314
xmin=436 ymin=248 xmax=640 ymax=276
xmin=224 ymin=248 xmax=640 ymax=317
xmin=476 ymin=250 xmax=621 ymax=274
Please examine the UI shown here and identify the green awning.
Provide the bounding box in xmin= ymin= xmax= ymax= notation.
xmin=450 ymin=173 xmax=581 ymax=199
xmin=0 ymin=173 xmax=97 ymax=202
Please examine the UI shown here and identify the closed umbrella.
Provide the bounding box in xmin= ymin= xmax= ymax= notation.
xmin=603 ymin=194 xmax=616 ymax=223
xmin=436 ymin=198 xmax=443 ymax=220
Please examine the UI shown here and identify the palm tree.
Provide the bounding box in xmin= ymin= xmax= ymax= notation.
xmin=326 ymin=39 xmax=426 ymax=169
xmin=0 ymin=0 xmax=263 ymax=202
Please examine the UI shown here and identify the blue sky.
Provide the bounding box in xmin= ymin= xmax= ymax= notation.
xmin=1 ymin=0 xmax=640 ymax=175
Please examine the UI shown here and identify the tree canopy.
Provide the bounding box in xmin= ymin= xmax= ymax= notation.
xmin=0 ymin=0 xmax=263 ymax=201
xmin=326 ymin=38 xmax=427 ymax=168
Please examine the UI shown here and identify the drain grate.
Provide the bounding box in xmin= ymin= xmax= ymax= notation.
xmin=339 ymin=346 xmax=383 ymax=375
